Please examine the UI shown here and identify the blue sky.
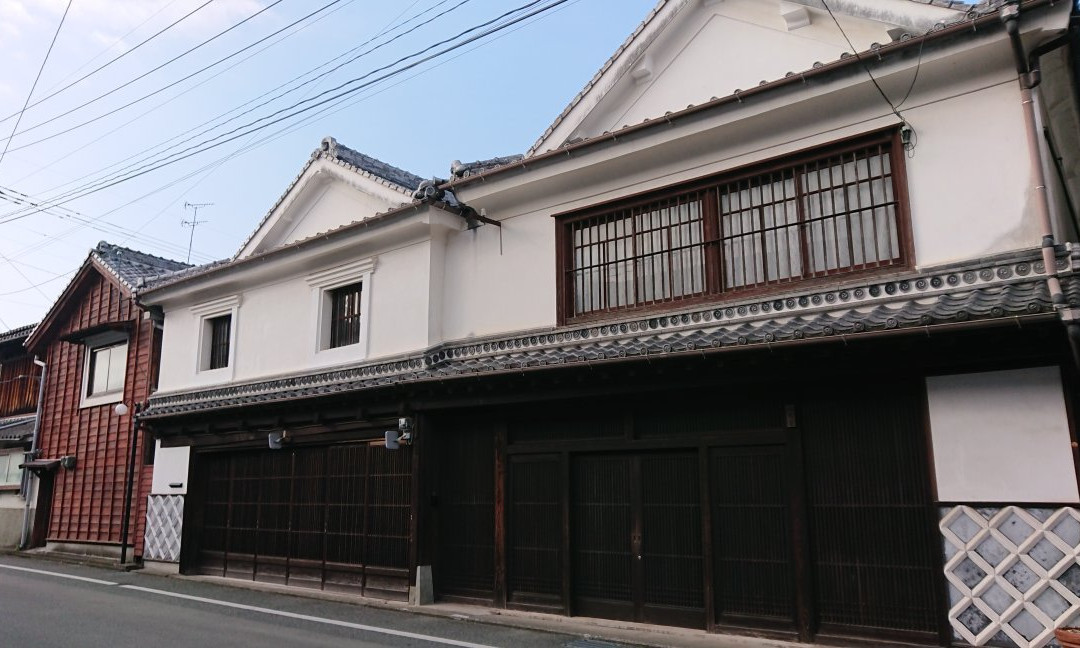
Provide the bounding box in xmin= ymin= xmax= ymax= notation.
xmin=0 ymin=0 xmax=657 ymax=329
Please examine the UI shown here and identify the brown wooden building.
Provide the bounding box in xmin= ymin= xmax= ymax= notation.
xmin=0 ymin=324 xmax=41 ymax=548
xmin=24 ymin=242 xmax=187 ymax=557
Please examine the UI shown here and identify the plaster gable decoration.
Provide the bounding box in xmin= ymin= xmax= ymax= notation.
xmin=235 ymin=138 xmax=424 ymax=261
xmin=526 ymin=0 xmax=973 ymax=157
xmin=779 ymin=2 xmax=812 ymax=30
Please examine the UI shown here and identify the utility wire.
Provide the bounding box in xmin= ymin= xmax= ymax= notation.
xmin=820 ymin=0 xmax=906 ymax=124
xmin=9 ymin=0 xmax=362 ymax=188
xmin=0 ymin=0 xmax=551 ymax=224
xmin=0 ymin=0 xmax=568 ymax=270
xmin=8 ymin=0 xmax=466 ymax=208
xmin=1 ymin=0 xmax=290 ymax=144
xmin=0 ymin=0 xmax=216 ymax=124
xmin=0 ymin=187 xmax=215 ymax=261
xmin=0 ymin=0 xmax=73 ymax=170
xmin=40 ymin=0 xmax=183 ymax=95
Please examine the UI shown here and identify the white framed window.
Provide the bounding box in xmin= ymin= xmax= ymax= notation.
xmin=307 ymin=257 xmax=375 ymax=363
xmin=191 ymin=295 xmax=240 ymax=377
xmin=0 ymin=451 xmax=23 ymax=490
xmin=80 ymin=331 xmax=128 ymax=408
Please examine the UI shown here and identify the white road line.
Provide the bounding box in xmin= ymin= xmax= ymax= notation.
xmin=0 ymin=563 xmax=118 ymax=585
xmin=119 ymin=585 xmax=499 ymax=648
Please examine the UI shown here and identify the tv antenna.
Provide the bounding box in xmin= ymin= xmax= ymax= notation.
xmin=181 ymin=202 xmax=213 ymax=263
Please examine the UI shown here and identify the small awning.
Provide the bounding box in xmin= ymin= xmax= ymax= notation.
xmin=59 ymin=321 xmax=131 ymax=343
xmin=20 ymin=459 xmax=60 ymax=474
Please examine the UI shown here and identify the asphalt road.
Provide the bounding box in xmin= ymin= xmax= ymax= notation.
xmin=0 ymin=555 xmax=582 ymax=648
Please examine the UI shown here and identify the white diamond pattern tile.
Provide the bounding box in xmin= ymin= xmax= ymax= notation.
xmin=942 ymin=506 xmax=1080 ymax=647
xmin=144 ymin=494 xmax=184 ymax=563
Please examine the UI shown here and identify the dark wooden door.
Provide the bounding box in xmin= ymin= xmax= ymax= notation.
xmin=189 ymin=443 xmax=412 ymax=599
xmin=571 ymin=453 xmax=704 ymax=628
xmin=710 ymin=444 xmax=798 ymax=631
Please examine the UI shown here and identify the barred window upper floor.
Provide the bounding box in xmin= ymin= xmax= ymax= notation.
xmin=555 ymin=130 xmax=912 ymax=324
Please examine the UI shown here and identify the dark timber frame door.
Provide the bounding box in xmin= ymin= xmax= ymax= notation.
xmin=710 ymin=443 xmax=801 ymax=633
xmin=571 ymin=452 xmax=705 ymax=628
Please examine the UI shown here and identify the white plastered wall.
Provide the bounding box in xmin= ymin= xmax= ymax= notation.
xmin=150 ymin=444 xmax=189 ymax=495
xmin=927 ymin=367 xmax=1078 ymax=504
xmin=156 ymin=237 xmax=438 ymax=393
xmin=443 ymin=41 xmax=1040 ymax=340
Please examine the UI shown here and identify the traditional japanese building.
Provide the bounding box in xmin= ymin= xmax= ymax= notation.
xmin=0 ymin=324 xmax=41 ymax=548
xmin=24 ymin=242 xmax=188 ymax=560
xmin=139 ymin=1 xmax=1080 ymax=646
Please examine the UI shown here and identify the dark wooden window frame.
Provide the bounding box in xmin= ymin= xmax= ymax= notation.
xmin=207 ymin=314 xmax=231 ymax=370
xmin=554 ymin=129 xmax=914 ymax=324
xmin=328 ymin=281 xmax=363 ymax=349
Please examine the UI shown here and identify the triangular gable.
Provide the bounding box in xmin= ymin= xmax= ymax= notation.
xmin=235 ymin=138 xmax=423 ymax=260
xmin=25 ymin=256 xmax=128 ymax=353
xmin=528 ymin=0 xmax=971 ymax=156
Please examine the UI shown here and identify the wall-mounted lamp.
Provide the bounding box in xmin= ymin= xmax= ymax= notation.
xmin=384 ymin=417 xmax=414 ymax=450
xmin=113 ymin=402 xmax=129 ymax=416
xmin=60 ymin=455 xmax=77 ymax=470
xmin=900 ymin=123 xmax=916 ymax=153
xmin=268 ymin=430 xmax=289 ymax=450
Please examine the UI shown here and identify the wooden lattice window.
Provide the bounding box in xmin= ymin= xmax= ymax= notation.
xmin=329 ymin=281 xmax=363 ymax=349
xmin=207 ymin=315 xmax=231 ymax=370
xmin=557 ymin=130 xmax=910 ymax=322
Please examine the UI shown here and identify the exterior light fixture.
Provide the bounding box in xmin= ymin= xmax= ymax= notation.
xmin=113 ymin=402 xmax=129 ymax=416
xmin=385 ymin=417 xmax=414 ymax=450
xmin=268 ymin=430 xmax=289 ymax=450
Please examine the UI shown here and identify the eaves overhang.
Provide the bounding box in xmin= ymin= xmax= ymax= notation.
xmin=450 ymin=0 xmax=1060 ymax=196
xmin=141 ymin=247 xmax=1078 ymax=422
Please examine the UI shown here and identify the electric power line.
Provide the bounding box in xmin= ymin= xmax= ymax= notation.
xmin=0 ymin=0 xmax=73 ymax=170
xmin=0 ymin=0 xmax=561 ymax=224
xmin=5 ymin=0 xmax=465 ymax=210
xmin=0 ymin=0 xmax=216 ymax=124
xmin=0 ymin=0 xmax=291 ymax=146
xmin=39 ymin=0 xmax=183 ymax=95
xmin=0 ymin=0 xmax=573 ymax=278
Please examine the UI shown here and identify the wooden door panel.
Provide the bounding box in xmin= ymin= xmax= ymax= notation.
xmin=571 ymin=454 xmax=634 ymax=621
xmin=711 ymin=445 xmax=797 ymax=628
xmin=640 ymin=453 xmax=705 ymax=627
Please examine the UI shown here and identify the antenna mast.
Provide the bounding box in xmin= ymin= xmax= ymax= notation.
xmin=181 ymin=202 xmax=213 ymax=264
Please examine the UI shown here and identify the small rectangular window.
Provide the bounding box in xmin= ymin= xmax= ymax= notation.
xmin=87 ymin=342 xmax=127 ymax=396
xmin=207 ymin=315 xmax=231 ymax=370
xmin=329 ymin=282 xmax=363 ymax=348
xmin=0 ymin=452 xmax=22 ymax=488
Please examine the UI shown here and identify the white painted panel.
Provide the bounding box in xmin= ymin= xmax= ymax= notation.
xmin=150 ymin=444 xmax=190 ymax=495
xmin=927 ymin=367 xmax=1078 ymax=503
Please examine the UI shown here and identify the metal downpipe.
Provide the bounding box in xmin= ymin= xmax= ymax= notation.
xmin=19 ymin=358 xmax=47 ymax=550
xmin=1001 ymin=3 xmax=1079 ymax=368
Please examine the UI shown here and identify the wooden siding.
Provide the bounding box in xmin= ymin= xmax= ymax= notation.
xmin=36 ymin=271 xmax=155 ymax=556
xmin=0 ymin=354 xmax=39 ymax=417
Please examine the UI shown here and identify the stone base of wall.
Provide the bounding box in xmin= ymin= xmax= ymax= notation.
xmin=0 ymin=505 xmax=27 ymax=548
xmin=141 ymin=559 xmax=180 ymax=575
xmin=144 ymin=494 xmax=183 ymax=563
xmin=942 ymin=505 xmax=1080 ymax=647
xmin=40 ymin=540 xmax=129 ymax=560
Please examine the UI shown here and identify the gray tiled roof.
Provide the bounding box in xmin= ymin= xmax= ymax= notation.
xmin=93 ymin=242 xmax=190 ymax=290
xmin=0 ymin=414 xmax=35 ymax=442
xmin=143 ymin=249 xmax=1077 ymax=420
xmin=330 ymin=141 xmax=425 ymax=192
xmin=0 ymin=324 xmax=35 ymax=345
